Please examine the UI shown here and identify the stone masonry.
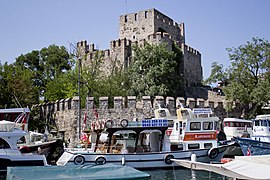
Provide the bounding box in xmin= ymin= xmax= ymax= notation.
xmin=77 ymin=8 xmax=202 ymax=92
xmin=37 ymin=92 xmax=241 ymax=146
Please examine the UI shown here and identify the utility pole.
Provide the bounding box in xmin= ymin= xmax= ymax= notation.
xmin=77 ymin=57 xmax=82 ymax=140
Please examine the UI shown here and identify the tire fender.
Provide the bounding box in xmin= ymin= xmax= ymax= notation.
xmin=208 ymin=148 xmax=219 ymax=159
xmin=74 ymin=155 xmax=85 ymax=165
xmin=95 ymin=156 xmax=106 ymax=165
xmin=164 ymin=154 xmax=174 ymax=165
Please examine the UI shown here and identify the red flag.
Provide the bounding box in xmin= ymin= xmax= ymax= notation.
xmin=83 ymin=110 xmax=87 ymax=129
xmin=247 ymin=148 xmax=251 ymax=156
xmin=93 ymin=106 xmax=98 ymax=119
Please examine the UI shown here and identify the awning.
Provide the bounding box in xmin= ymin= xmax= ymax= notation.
xmin=172 ymin=155 xmax=270 ymax=179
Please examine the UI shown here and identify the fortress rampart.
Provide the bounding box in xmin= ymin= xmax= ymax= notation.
xmin=36 ymin=92 xmax=240 ymax=146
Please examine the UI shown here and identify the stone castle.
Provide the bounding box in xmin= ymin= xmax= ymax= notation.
xmin=37 ymin=9 xmax=228 ymax=145
xmin=77 ymin=8 xmax=202 ymax=90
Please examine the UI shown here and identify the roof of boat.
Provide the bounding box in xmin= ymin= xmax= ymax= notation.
xmin=256 ymin=114 xmax=270 ymax=119
xmin=0 ymin=107 xmax=30 ymax=113
xmin=223 ymin=118 xmax=252 ymax=123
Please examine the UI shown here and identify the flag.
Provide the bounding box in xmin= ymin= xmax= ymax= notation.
xmin=247 ymin=148 xmax=251 ymax=156
xmin=83 ymin=110 xmax=87 ymax=130
xmin=93 ymin=105 xmax=98 ymax=119
xmin=21 ymin=115 xmax=27 ymax=131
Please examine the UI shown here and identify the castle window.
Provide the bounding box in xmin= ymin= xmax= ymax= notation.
xmin=145 ymin=11 xmax=148 ymax=18
xmin=125 ymin=15 xmax=128 ymax=22
xmin=135 ymin=13 xmax=137 ymax=21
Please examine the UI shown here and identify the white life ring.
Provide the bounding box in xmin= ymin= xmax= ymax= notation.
xmin=95 ymin=156 xmax=106 ymax=165
xmin=105 ymin=120 xmax=113 ymax=128
xmin=74 ymin=155 xmax=85 ymax=165
xmin=120 ymin=119 xmax=128 ymax=128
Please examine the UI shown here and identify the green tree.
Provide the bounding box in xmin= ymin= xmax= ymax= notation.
xmin=224 ymin=37 xmax=270 ymax=117
xmin=204 ymin=62 xmax=228 ymax=86
xmin=15 ymin=45 xmax=74 ymax=101
xmin=128 ymin=43 xmax=183 ymax=97
xmin=0 ymin=62 xmax=39 ymax=108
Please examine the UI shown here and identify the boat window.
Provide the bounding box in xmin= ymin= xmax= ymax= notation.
xmin=176 ymin=122 xmax=179 ymax=131
xmin=203 ymin=122 xmax=213 ymax=130
xmin=223 ymin=122 xmax=229 ymax=127
xmin=190 ymin=122 xmax=201 ymax=130
xmin=255 ymin=120 xmax=260 ymax=126
xmin=183 ymin=123 xmax=186 ymax=130
xmin=188 ymin=143 xmax=200 ymax=150
xmin=204 ymin=143 xmax=212 ymax=149
xmin=0 ymin=138 xmax=10 ymax=149
xmin=158 ymin=110 xmax=167 ymax=117
xmin=261 ymin=120 xmax=268 ymax=126
xmin=214 ymin=121 xmax=220 ymax=130
xmin=229 ymin=122 xmax=234 ymax=127
xmin=181 ymin=110 xmax=189 ymax=116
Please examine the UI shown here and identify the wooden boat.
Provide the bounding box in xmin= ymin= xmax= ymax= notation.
xmin=57 ymin=106 xmax=234 ymax=169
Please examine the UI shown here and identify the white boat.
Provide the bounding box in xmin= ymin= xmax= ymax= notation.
xmin=0 ymin=108 xmax=59 ymax=158
xmin=223 ymin=118 xmax=253 ymax=140
xmin=57 ymin=106 xmax=234 ymax=169
xmin=234 ymin=114 xmax=270 ymax=156
xmin=252 ymin=114 xmax=270 ymax=142
xmin=0 ymin=121 xmax=47 ymax=175
xmin=172 ymin=154 xmax=270 ymax=179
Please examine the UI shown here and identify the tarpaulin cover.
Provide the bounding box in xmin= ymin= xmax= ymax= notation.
xmin=6 ymin=163 xmax=151 ymax=180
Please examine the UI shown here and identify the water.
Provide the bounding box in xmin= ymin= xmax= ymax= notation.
xmin=145 ymin=168 xmax=233 ymax=180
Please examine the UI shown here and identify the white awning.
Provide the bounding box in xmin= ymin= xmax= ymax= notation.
xmin=172 ymin=155 xmax=270 ymax=179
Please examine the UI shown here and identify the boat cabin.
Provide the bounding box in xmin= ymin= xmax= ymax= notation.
xmin=252 ymin=114 xmax=270 ymax=142
xmin=169 ymin=108 xmax=220 ymax=151
xmin=223 ymin=118 xmax=252 ymax=140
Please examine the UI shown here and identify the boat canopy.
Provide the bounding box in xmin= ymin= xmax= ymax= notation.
xmin=172 ymin=155 xmax=270 ymax=179
xmin=0 ymin=108 xmax=30 ymax=113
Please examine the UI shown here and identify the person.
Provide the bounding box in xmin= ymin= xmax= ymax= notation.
xmin=217 ymin=128 xmax=227 ymax=142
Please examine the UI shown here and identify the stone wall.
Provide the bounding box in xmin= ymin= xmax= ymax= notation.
xmin=37 ymin=92 xmax=241 ymax=146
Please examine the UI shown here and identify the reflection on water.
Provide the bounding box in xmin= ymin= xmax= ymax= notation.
xmin=145 ymin=167 xmax=233 ymax=180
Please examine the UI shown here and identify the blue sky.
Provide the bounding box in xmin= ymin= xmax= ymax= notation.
xmin=1 ymin=0 xmax=270 ymax=79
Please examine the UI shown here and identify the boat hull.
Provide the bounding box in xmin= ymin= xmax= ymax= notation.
xmin=57 ymin=145 xmax=231 ymax=169
xmin=235 ymin=137 xmax=270 ymax=156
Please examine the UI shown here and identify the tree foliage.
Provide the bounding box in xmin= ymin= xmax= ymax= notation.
xmin=128 ymin=43 xmax=183 ymax=97
xmin=204 ymin=62 xmax=228 ymax=85
xmin=224 ymin=37 xmax=270 ymax=117
xmin=15 ymin=44 xmax=74 ymax=101
xmin=206 ymin=37 xmax=270 ymax=118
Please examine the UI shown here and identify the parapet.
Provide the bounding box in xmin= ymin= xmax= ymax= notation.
xmin=181 ymin=43 xmax=201 ymax=55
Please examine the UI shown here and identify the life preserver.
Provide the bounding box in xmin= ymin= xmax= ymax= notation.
xmin=95 ymin=156 xmax=106 ymax=165
xmin=208 ymin=148 xmax=219 ymax=159
xmin=105 ymin=120 xmax=113 ymax=128
xmin=74 ymin=155 xmax=85 ymax=165
xmin=164 ymin=154 xmax=174 ymax=164
xmin=120 ymin=119 xmax=128 ymax=128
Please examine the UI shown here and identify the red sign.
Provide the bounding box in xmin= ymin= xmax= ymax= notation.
xmin=183 ymin=132 xmax=216 ymax=141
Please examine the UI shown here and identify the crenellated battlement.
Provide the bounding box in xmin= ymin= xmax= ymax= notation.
xmin=181 ymin=43 xmax=201 ymax=55
xmin=36 ymin=93 xmax=243 ymax=146
xmin=110 ymin=38 xmax=132 ymax=49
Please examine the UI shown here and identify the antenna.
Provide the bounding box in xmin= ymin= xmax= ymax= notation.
xmin=125 ymin=0 xmax=128 ymax=13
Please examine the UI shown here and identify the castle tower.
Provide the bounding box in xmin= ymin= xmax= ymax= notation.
xmin=119 ymin=8 xmax=185 ymax=44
